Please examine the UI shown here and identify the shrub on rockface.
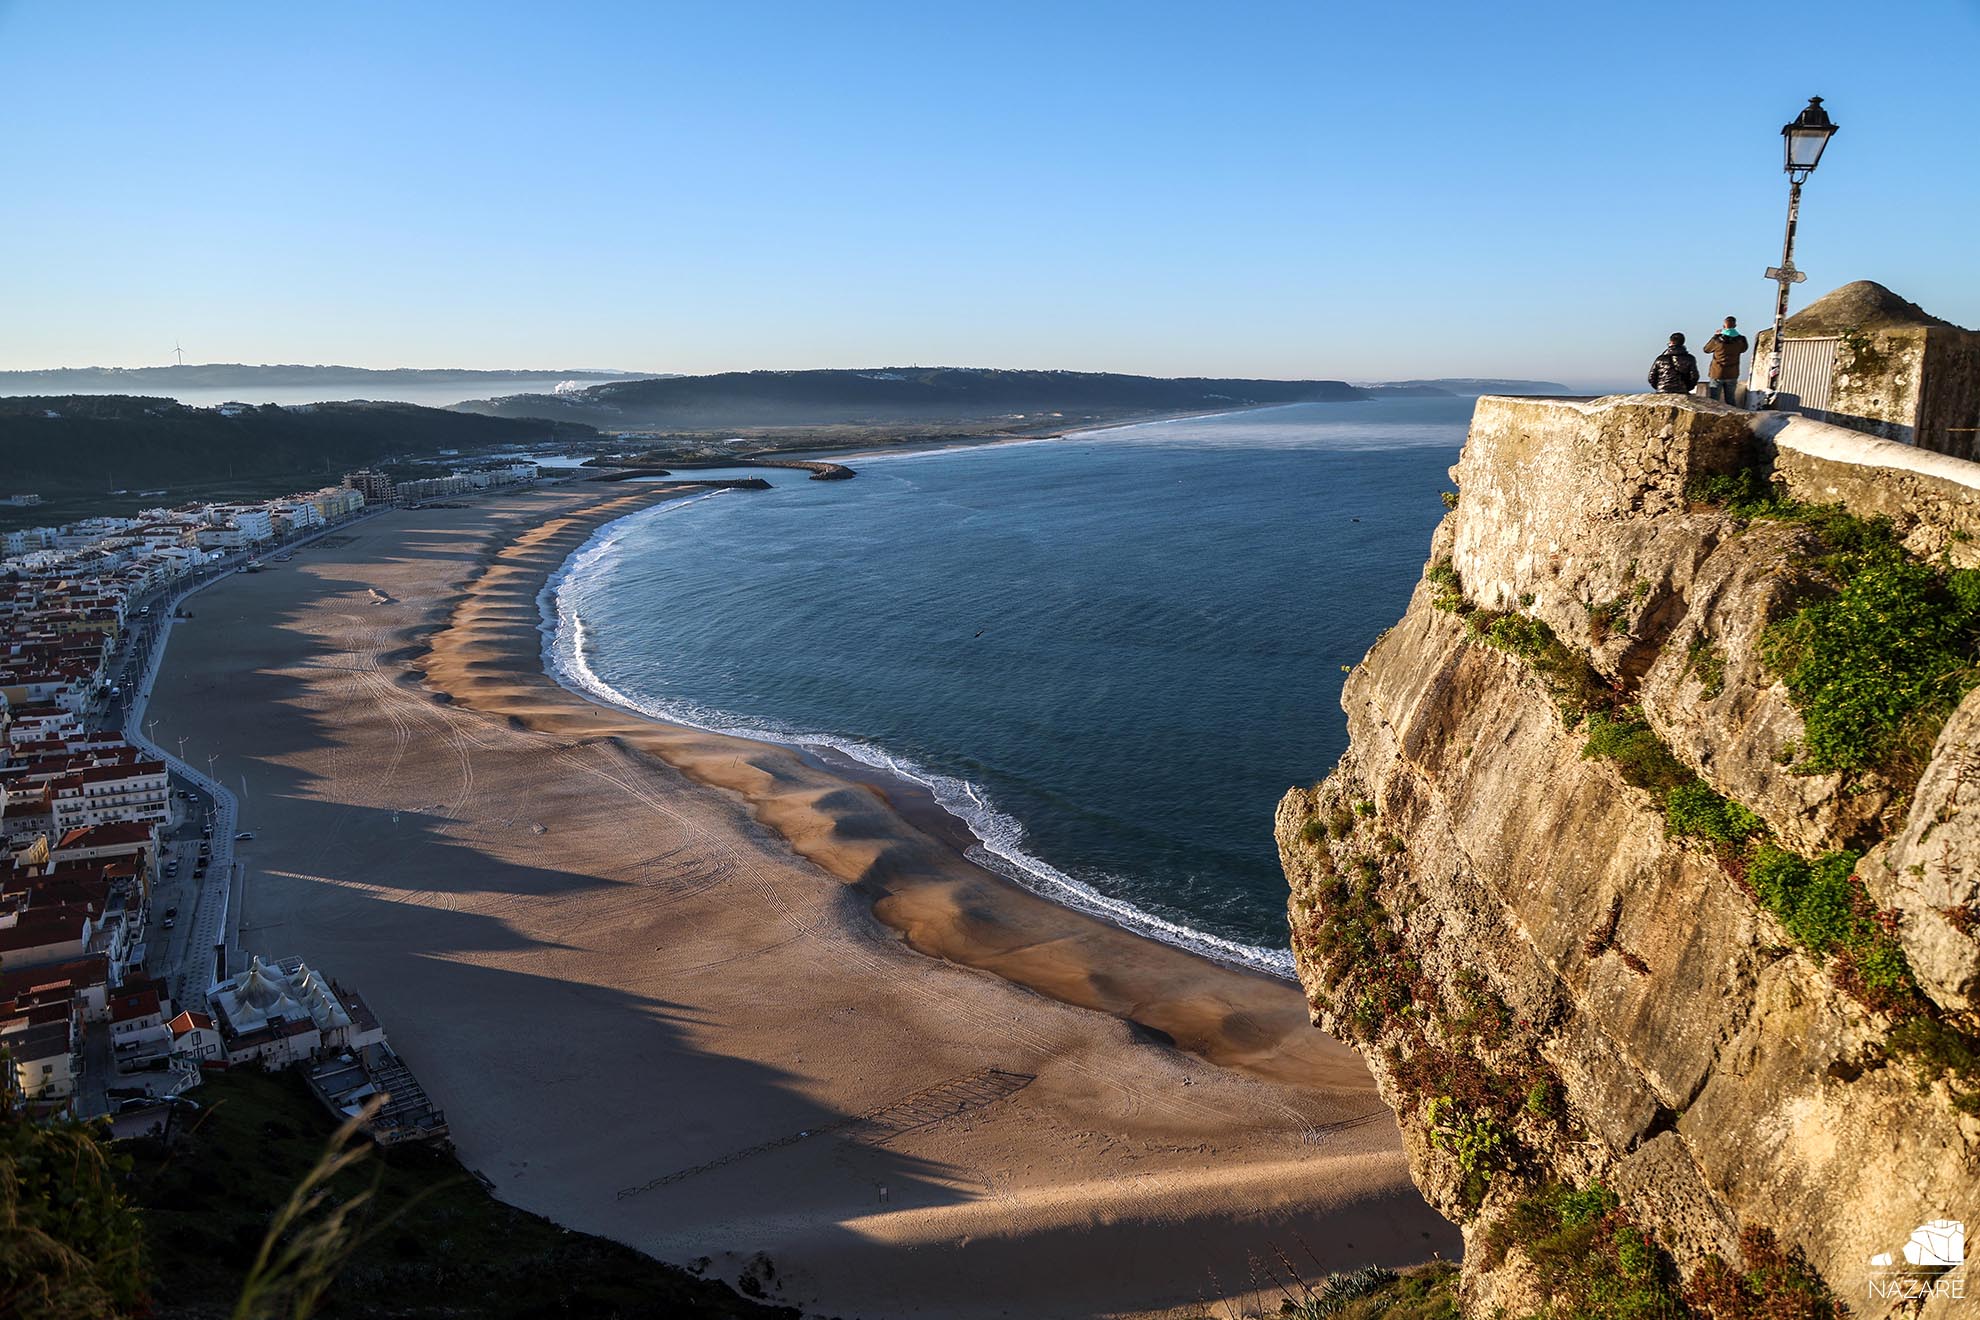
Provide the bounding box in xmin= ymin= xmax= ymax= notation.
xmin=1481 ymin=1183 xmax=1690 ymax=1320
xmin=1764 ymin=547 xmax=1980 ymax=776
xmin=1663 ymin=781 xmax=1764 ymax=847
xmin=1686 ymin=1227 xmax=1847 ymax=1320
xmin=1582 ymin=711 xmax=1691 ymax=792
xmin=1685 ymin=475 xmax=1980 ymax=780
xmin=1746 ymin=846 xmax=1917 ymax=1014
xmin=1475 ymin=611 xmax=1612 ymax=723
xmin=1682 ymin=479 xmax=1980 ymax=781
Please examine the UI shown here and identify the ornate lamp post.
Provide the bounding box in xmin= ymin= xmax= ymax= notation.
xmin=1763 ymin=97 xmax=1840 ymax=401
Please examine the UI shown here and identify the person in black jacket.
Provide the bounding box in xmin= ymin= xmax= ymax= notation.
xmin=1648 ymin=333 xmax=1700 ymax=394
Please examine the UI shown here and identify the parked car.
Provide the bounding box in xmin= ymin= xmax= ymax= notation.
xmin=235 ymin=831 xmax=254 ymax=841
xmin=106 ymin=1086 xmax=150 ymax=1101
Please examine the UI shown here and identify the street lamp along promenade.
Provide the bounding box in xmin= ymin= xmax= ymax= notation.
xmin=1763 ymin=96 xmax=1840 ymax=403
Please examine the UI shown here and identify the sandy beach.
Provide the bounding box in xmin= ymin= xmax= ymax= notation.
xmin=146 ymin=482 xmax=1453 ymax=1318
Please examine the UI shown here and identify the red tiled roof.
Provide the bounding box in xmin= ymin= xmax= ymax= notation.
xmin=110 ymin=988 xmax=161 ymax=1023
xmin=0 ymin=906 xmax=87 ymax=950
xmin=0 ymin=955 xmax=107 ymax=999
xmin=53 ymin=821 xmax=154 ymax=850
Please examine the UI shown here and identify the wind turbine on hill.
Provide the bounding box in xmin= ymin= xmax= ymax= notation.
xmin=173 ymin=341 xmax=185 ymax=366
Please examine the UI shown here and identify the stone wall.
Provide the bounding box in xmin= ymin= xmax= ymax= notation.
xmin=1761 ymin=410 xmax=1980 ymax=567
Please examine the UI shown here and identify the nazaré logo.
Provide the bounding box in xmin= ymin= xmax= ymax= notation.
xmin=1869 ymin=1219 xmax=1965 ymax=1269
xmin=1867 ymin=1219 xmax=1966 ymax=1302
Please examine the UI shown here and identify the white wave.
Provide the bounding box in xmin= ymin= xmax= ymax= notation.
xmin=537 ymin=497 xmax=1297 ymax=982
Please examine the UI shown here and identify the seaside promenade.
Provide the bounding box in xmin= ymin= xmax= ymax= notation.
xmin=144 ymin=482 xmax=1455 ymax=1317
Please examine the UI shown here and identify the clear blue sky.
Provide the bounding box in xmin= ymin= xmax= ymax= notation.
xmin=1 ymin=1 xmax=1974 ymax=387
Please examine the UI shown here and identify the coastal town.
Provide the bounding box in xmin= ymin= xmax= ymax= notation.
xmin=0 ymin=461 xmax=534 ymax=1141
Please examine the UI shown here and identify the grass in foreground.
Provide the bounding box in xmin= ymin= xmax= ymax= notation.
xmin=126 ymin=1069 xmax=792 ymax=1320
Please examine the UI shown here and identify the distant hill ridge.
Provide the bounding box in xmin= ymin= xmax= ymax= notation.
xmin=0 ymin=364 xmax=650 ymax=392
xmin=450 ymin=366 xmax=1372 ymax=429
xmin=1364 ymin=377 xmax=1571 ymax=396
xmin=0 ymin=395 xmax=593 ymax=494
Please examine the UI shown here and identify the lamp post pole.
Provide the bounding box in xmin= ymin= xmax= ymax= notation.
xmin=1762 ymin=97 xmax=1839 ymax=405
xmin=1764 ymin=178 xmax=1806 ymax=398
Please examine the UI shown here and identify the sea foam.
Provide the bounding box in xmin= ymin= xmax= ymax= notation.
xmin=538 ymin=492 xmax=1298 ymax=981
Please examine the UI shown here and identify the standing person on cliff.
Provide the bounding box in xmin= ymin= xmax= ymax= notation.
xmin=1647 ymin=333 xmax=1699 ymax=394
xmin=1702 ymin=317 xmax=1748 ymax=405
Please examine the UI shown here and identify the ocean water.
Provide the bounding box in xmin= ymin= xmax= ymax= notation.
xmin=544 ymin=398 xmax=1472 ymax=975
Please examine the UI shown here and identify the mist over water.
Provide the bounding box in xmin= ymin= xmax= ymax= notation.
xmin=545 ymin=398 xmax=1472 ymax=972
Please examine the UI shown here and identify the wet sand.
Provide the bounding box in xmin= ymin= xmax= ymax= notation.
xmin=148 ymin=482 xmax=1453 ymax=1317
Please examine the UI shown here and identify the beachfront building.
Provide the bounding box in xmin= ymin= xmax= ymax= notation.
xmin=203 ymin=505 xmax=275 ymax=543
xmin=342 ymin=470 xmax=397 ymax=507
xmin=49 ymin=820 xmax=160 ymax=876
xmin=205 ymin=955 xmax=383 ymax=1068
xmin=308 ymin=486 xmax=365 ymax=521
xmin=47 ymin=759 xmax=170 ymax=834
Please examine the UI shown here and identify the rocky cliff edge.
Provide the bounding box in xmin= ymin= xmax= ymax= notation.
xmin=1279 ymin=393 xmax=1980 ymax=1318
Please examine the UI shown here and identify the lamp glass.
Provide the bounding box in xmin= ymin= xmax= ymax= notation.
xmin=1784 ymin=126 xmax=1832 ymax=171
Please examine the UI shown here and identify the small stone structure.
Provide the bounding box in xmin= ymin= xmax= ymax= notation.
xmin=1753 ymin=280 xmax=1980 ymax=459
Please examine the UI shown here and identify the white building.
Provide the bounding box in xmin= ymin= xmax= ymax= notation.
xmin=48 ymin=761 xmax=171 ymax=833
xmin=207 ymin=955 xmax=381 ymax=1068
xmin=270 ymin=501 xmax=324 ymax=535
xmin=2 ymin=1016 xmax=76 ymax=1100
xmin=168 ymin=1009 xmax=223 ymax=1062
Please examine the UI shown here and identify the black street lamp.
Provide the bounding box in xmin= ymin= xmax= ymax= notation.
xmin=1763 ymin=97 xmax=1840 ymax=402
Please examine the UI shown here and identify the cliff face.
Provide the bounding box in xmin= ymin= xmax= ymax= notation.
xmin=1278 ymin=395 xmax=1980 ymax=1317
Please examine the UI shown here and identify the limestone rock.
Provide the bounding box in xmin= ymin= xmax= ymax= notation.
xmin=1281 ymin=394 xmax=1980 ymax=1317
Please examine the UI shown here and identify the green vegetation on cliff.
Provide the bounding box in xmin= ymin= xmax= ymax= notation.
xmin=1420 ymin=549 xmax=1980 ymax=1106
xmin=1479 ymin=1183 xmax=1690 ymax=1320
xmin=1689 ymin=471 xmax=1980 ymax=781
xmin=1288 ymin=799 xmax=1569 ymax=1216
